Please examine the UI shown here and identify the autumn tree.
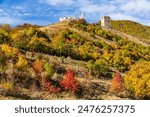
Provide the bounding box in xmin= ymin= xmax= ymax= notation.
xmin=1 ymin=44 xmax=19 ymax=58
xmin=43 ymin=61 xmax=54 ymax=78
xmin=10 ymin=30 xmax=29 ymax=50
xmin=95 ymin=59 xmax=109 ymax=77
xmin=27 ymin=27 xmax=36 ymax=37
xmin=0 ymin=24 xmax=11 ymax=32
xmin=0 ymin=29 xmax=11 ymax=44
xmin=16 ymin=54 xmax=28 ymax=71
xmin=124 ymin=61 xmax=150 ymax=99
xmin=78 ymin=42 xmax=93 ymax=60
xmin=51 ymin=35 xmax=67 ymax=56
xmin=28 ymin=36 xmax=51 ymax=53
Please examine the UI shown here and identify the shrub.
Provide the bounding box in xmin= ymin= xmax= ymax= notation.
xmin=77 ymin=19 xmax=87 ymax=25
xmin=32 ymin=59 xmax=43 ymax=74
xmin=124 ymin=61 xmax=150 ymax=99
xmin=1 ymin=82 xmax=12 ymax=90
xmin=94 ymin=59 xmax=109 ymax=77
xmin=28 ymin=36 xmax=50 ymax=53
xmin=109 ymin=72 xmax=124 ymax=94
xmin=16 ymin=54 xmax=28 ymax=71
xmin=43 ymin=81 xmax=60 ymax=93
xmin=43 ymin=62 xmax=54 ymax=78
xmin=27 ymin=27 xmax=36 ymax=37
xmin=1 ymin=44 xmax=19 ymax=58
xmin=0 ymin=52 xmax=7 ymax=73
xmin=87 ymin=59 xmax=109 ymax=77
xmin=0 ymin=29 xmax=11 ymax=44
xmin=60 ymin=69 xmax=78 ymax=94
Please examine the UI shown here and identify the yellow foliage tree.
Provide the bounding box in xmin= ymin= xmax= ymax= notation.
xmin=124 ymin=61 xmax=150 ymax=98
xmin=16 ymin=54 xmax=28 ymax=70
xmin=1 ymin=44 xmax=19 ymax=57
xmin=11 ymin=33 xmax=22 ymax=41
xmin=78 ymin=42 xmax=92 ymax=59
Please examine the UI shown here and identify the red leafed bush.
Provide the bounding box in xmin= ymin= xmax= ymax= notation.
xmin=109 ymin=72 xmax=124 ymax=93
xmin=43 ymin=81 xmax=60 ymax=93
xmin=60 ymin=69 xmax=78 ymax=94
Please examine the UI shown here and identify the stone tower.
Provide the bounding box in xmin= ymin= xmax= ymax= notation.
xmin=80 ymin=12 xmax=84 ymax=19
xmin=101 ymin=16 xmax=111 ymax=28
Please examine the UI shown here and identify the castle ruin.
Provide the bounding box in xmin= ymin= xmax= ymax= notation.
xmin=59 ymin=13 xmax=84 ymax=22
xmin=59 ymin=15 xmax=112 ymax=28
xmin=101 ymin=16 xmax=111 ymax=28
xmin=59 ymin=16 xmax=77 ymax=22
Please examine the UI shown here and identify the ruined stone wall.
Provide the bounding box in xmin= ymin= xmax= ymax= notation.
xmin=101 ymin=16 xmax=111 ymax=28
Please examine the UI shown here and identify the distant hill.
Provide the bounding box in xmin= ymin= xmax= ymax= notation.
xmin=14 ymin=23 xmax=41 ymax=30
xmin=111 ymin=20 xmax=150 ymax=43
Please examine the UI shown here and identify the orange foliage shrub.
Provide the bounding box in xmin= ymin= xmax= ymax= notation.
xmin=60 ymin=69 xmax=78 ymax=94
xmin=109 ymin=72 xmax=124 ymax=93
xmin=32 ymin=59 xmax=43 ymax=74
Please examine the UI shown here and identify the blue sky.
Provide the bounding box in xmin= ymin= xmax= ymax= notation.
xmin=0 ymin=0 xmax=150 ymax=26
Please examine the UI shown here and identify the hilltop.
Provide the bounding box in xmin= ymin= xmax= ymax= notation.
xmin=0 ymin=19 xmax=150 ymax=100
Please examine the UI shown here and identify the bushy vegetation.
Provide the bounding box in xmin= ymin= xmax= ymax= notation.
xmin=109 ymin=72 xmax=124 ymax=94
xmin=0 ymin=44 xmax=80 ymax=97
xmin=0 ymin=20 xmax=149 ymax=99
xmin=0 ymin=22 xmax=149 ymax=73
xmin=124 ymin=61 xmax=150 ymax=99
xmin=111 ymin=20 xmax=150 ymax=42
xmin=69 ymin=18 xmax=87 ymax=31
xmin=87 ymin=59 xmax=110 ymax=78
xmin=60 ymin=69 xmax=79 ymax=94
xmin=69 ymin=20 xmax=150 ymax=71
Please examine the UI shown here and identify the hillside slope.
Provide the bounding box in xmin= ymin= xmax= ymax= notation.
xmin=0 ymin=20 xmax=150 ymax=100
xmin=38 ymin=21 xmax=150 ymax=81
xmin=103 ymin=27 xmax=150 ymax=47
xmin=41 ymin=21 xmax=150 ymax=47
xmin=40 ymin=22 xmax=114 ymax=45
xmin=112 ymin=20 xmax=150 ymax=43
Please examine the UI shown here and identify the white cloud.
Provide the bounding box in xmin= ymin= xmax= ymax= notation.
xmin=0 ymin=8 xmax=8 ymax=16
xmin=78 ymin=0 xmax=150 ymax=25
xmin=0 ymin=7 xmax=37 ymax=18
xmin=119 ymin=0 xmax=150 ymax=19
xmin=80 ymin=4 xmax=116 ymax=14
xmin=0 ymin=16 xmax=50 ymax=25
xmin=121 ymin=0 xmax=150 ymax=12
xmin=39 ymin=0 xmax=74 ymax=6
xmin=1 ymin=0 xmax=150 ymax=26
xmin=11 ymin=6 xmax=25 ymax=10
xmin=0 ymin=9 xmax=4 ymax=12
xmin=110 ymin=13 xmax=140 ymax=21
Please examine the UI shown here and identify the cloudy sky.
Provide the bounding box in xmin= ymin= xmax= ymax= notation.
xmin=0 ymin=0 xmax=150 ymax=26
